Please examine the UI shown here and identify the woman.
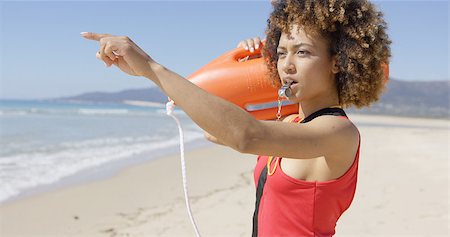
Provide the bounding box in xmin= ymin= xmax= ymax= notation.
xmin=81 ymin=0 xmax=390 ymax=235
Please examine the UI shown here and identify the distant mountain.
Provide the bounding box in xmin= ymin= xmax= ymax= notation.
xmin=347 ymin=79 xmax=449 ymax=119
xmin=55 ymin=79 xmax=449 ymax=119
xmin=56 ymin=87 xmax=168 ymax=104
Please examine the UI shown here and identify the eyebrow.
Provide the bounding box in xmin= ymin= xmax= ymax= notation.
xmin=277 ymin=43 xmax=314 ymax=50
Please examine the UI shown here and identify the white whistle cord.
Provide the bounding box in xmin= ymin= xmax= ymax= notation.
xmin=165 ymin=101 xmax=202 ymax=237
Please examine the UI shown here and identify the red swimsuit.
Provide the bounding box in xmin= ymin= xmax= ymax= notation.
xmin=253 ymin=115 xmax=360 ymax=236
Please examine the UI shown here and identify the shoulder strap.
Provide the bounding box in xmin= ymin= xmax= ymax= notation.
xmin=301 ymin=107 xmax=347 ymax=123
xmin=251 ymin=107 xmax=347 ymax=237
xmin=252 ymin=164 xmax=268 ymax=237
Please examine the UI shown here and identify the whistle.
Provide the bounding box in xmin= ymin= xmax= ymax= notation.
xmin=278 ymin=81 xmax=293 ymax=98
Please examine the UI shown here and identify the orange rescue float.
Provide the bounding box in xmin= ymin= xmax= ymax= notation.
xmin=186 ymin=46 xmax=389 ymax=120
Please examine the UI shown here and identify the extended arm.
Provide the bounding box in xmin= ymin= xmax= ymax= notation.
xmin=81 ymin=32 xmax=359 ymax=159
xmin=146 ymin=62 xmax=358 ymax=159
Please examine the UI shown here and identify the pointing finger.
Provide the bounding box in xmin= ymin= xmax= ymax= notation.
xmin=80 ymin=32 xmax=113 ymax=41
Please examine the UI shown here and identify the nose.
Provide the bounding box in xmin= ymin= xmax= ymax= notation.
xmin=282 ymin=57 xmax=296 ymax=74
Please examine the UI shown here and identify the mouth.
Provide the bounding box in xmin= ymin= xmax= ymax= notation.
xmin=282 ymin=77 xmax=299 ymax=87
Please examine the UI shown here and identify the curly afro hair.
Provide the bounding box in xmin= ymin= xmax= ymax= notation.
xmin=262 ymin=0 xmax=392 ymax=108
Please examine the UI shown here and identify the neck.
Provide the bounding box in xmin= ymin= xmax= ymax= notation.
xmin=298 ymin=95 xmax=341 ymax=119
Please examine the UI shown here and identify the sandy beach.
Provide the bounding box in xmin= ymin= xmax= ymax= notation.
xmin=0 ymin=114 xmax=448 ymax=237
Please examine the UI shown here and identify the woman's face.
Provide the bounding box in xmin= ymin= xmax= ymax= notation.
xmin=277 ymin=24 xmax=338 ymax=103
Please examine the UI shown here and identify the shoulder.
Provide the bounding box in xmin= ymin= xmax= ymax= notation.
xmin=308 ymin=115 xmax=360 ymax=157
xmin=310 ymin=115 xmax=357 ymax=132
xmin=241 ymin=113 xmax=359 ymax=159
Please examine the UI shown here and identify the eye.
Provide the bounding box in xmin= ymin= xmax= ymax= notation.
xmin=297 ymin=50 xmax=310 ymax=56
xmin=276 ymin=51 xmax=286 ymax=57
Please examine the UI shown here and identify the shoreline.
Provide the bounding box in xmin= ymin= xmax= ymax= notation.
xmin=0 ymin=144 xmax=258 ymax=237
xmin=0 ymin=114 xmax=448 ymax=236
xmin=1 ymin=138 xmax=212 ymax=205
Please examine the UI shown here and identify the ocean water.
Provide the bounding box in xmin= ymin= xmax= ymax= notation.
xmin=0 ymin=99 xmax=205 ymax=203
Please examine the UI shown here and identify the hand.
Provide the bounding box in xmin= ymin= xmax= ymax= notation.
xmin=236 ymin=36 xmax=264 ymax=53
xmin=81 ymin=32 xmax=155 ymax=77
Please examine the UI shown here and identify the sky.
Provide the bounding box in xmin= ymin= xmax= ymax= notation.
xmin=0 ymin=0 xmax=448 ymax=100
